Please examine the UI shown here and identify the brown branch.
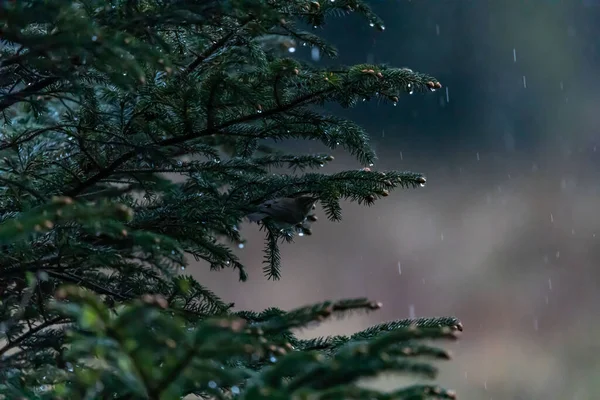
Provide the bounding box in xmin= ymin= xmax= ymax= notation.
xmin=0 ymin=77 xmax=61 ymax=112
xmin=45 ymin=270 xmax=129 ymax=301
xmin=0 ymin=316 xmax=67 ymax=357
xmin=184 ymin=16 xmax=255 ymax=75
xmin=64 ymin=87 xmax=333 ymax=198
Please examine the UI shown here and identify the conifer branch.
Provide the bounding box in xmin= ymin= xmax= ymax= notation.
xmin=0 ymin=316 xmax=67 ymax=357
xmin=0 ymin=1 xmax=459 ymax=397
xmin=0 ymin=77 xmax=60 ymax=111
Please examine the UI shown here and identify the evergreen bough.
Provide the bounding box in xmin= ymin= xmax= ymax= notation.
xmin=0 ymin=1 xmax=462 ymax=399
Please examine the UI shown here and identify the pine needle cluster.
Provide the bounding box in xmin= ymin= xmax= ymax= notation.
xmin=0 ymin=1 xmax=461 ymax=399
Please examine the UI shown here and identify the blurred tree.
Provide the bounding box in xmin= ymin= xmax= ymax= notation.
xmin=0 ymin=0 xmax=461 ymax=399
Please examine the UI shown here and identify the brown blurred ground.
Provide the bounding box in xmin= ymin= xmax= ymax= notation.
xmin=190 ymin=145 xmax=600 ymax=398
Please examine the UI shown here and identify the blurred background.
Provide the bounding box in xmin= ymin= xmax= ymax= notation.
xmin=192 ymin=1 xmax=600 ymax=398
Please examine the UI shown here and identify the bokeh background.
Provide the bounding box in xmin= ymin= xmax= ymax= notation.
xmin=192 ymin=1 xmax=600 ymax=398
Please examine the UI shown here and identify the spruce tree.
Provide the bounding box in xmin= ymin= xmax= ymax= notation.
xmin=0 ymin=1 xmax=462 ymax=399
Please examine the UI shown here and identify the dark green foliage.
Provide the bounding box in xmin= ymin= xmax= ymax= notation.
xmin=0 ymin=0 xmax=459 ymax=398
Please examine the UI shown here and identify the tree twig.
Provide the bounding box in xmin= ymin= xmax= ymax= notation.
xmin=0 ymin=77 xmax=60 ymax=112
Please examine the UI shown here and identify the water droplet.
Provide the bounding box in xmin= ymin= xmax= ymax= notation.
xmin=257 ymin=109 xmax=262 ymax=113
xmin=269 ymin=355 xmax=277 ymax=363
xmin=369 ymin=22 xmax=375 ymax=27
xmin=231 ymin=386 xmax=240 ymax=395
xmin=288 ymin=47 xmax=296 ymax=53
xmin=238 ymin=243 xmax=245 ymax=249
xmin=380 ymin=25 xmax=385 ymax=30
xmin=91 ymin=35 xmax=98 ymax=41
xmin=369 ymin=163 xmax=374 ymax=167
xmin=393 ymin=102 xmax=397 ymax=106
xmin=180 ymin=265 xmax=186 ymax=270
xmin=208 ymin=381 xmax=217 ymax=389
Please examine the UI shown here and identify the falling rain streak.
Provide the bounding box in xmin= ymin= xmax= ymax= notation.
xmin=408 ymin=304 xmax=416 ymax=318
xmin=513 ymin=48 xmax=517 ymax=62
xmin=522 ymin=75 xmax=527 ymax=88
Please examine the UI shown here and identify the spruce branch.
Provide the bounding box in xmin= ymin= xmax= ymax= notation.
xmin=0 ymin=77 xmax=61 ymax=112
xmin=0 ymin=0 xmax=460 ymax=398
